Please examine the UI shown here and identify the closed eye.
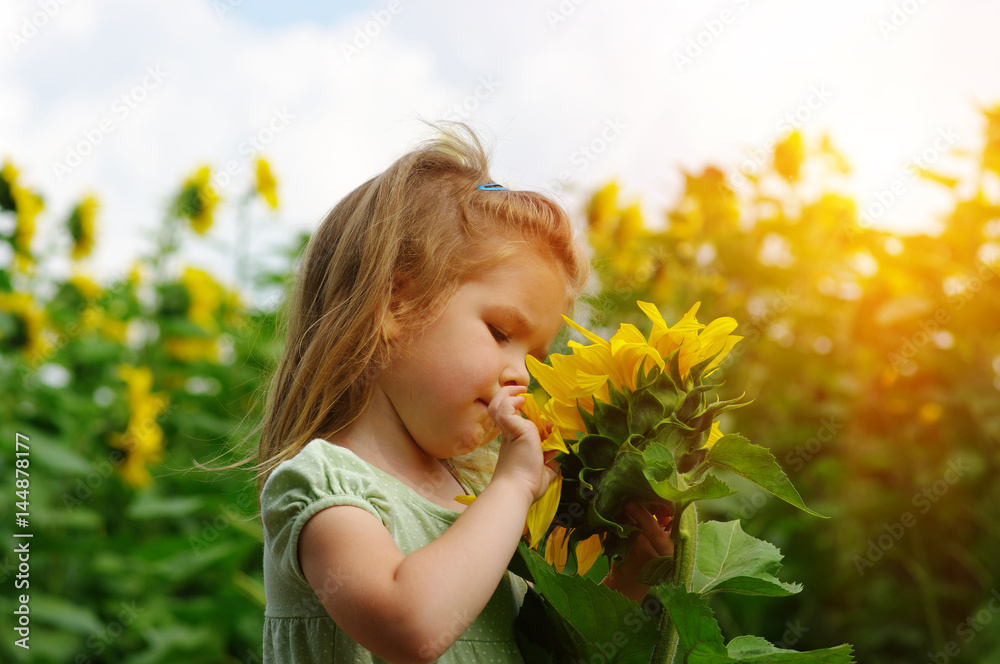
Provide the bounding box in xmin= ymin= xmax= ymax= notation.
xmin=487 ymin=324 xmax=509 ymax=343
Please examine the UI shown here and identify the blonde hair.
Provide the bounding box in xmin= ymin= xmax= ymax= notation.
xmin=255 ymin=123 xmax=589 ymax=496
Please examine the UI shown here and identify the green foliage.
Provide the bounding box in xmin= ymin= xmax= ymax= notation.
xmin=514 ymin=543 xmax=661 ymax=663
xmin=0 ymin=162 xmax=287 ymax=663
xmin=584 ymin=106 xmax=1000 ymax=661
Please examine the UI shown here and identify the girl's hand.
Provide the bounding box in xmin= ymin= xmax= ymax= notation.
xmin=488 ymin=385 xmax=558 ymax=503
xmin=603 ymin=502 xmax=674 ymax=602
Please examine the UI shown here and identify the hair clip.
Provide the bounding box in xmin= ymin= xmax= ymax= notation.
xmin=476 ymin=183 xmax=508 ymax=191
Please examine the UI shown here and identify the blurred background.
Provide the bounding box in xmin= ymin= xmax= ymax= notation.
xmin=2 ymin=1 xmax=999 ymax=662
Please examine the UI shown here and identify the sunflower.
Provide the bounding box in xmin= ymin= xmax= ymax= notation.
xmin=68 ymin=194 xmax=99 ymax=260
xmin=0 ymin=291 xmax=54 ymax=365
xmin=1 ymin=161 xmax=44 ymax=272
xmin=110 ymin=365 xmax=169 ymax=488
xmin=174 ymin=166 xmax=219 ymax=234
xmin=255 ymin=158 xmax=278 ymax=209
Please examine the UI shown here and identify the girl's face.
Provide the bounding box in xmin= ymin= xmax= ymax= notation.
xmin=380 ymin=250 xmax=571 ymax=459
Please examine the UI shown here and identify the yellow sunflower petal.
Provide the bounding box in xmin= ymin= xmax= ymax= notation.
xmin=526 ymin=474 xmax=562 ymax=548
xmin=705 ymin=421 xmax=723 ymax=448
xmin=574 ymin=534 xmax=603 ymax=575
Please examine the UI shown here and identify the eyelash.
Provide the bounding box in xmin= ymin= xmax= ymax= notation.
xmin=488 ymin=324 xmax=509 ymax=343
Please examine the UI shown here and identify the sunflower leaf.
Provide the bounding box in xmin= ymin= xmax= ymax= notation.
xmin=705 ymin=435 xmax=827 ymax=518
xmin=692 ymin=520 xmax=802 ymax=597
xmin=688 ymin=636 xmax=856 ymax=664
xmin=627 ymin=388 xmax=665 ymax=437
xmin=637 ymin=555 xmax=674 ymax=585
xmin=513 ymin=542 xmax=661 ymax=663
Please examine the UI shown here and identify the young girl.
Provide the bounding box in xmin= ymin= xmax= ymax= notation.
xmin=256 ymin=124 xmax=673 ymax=663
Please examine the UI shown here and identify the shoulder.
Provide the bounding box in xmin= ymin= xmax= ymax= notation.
xmin=261 ymin=439 xmax=398 ymax=586
xmin=262 ymin=439 xmax=390 ymax=514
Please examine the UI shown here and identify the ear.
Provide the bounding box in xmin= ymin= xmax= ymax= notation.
xmin=383 ymin=274 xmax=409 ymax=342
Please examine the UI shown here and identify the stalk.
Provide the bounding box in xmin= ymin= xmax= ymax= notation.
xmin=650 ymin=501 xmax=698 ymax=664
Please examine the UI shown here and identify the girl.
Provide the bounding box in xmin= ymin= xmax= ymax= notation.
xmin=256 ymin=124 xmax=673 ymax=663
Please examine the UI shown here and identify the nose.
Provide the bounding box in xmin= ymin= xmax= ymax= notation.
xmin=500 ymin=355 xmax=530 ymax=388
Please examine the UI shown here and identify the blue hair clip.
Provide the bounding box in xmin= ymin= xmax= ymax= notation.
xmin=476 ymin=183 xmax=508 ymax=191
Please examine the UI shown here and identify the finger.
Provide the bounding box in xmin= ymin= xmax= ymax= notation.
xmin=627 ymin=504 xmax=674 ymax=554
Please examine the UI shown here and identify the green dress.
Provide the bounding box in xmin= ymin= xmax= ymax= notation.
xmin=261 ymin=438 xmax=528 ymax=663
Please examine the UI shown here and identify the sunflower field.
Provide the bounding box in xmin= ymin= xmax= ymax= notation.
xmin=2 ymin=105 xmax=1000 ymax=663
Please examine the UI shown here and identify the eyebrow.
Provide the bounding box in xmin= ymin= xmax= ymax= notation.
xmin=491 ymin=305 xmax=551 ymax=358
xmin=492 ymin=305 xmax=530 ymax=331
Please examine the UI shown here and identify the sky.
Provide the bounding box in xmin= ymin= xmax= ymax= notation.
xmin=2 ymin=0 xmax=1000 ymax=305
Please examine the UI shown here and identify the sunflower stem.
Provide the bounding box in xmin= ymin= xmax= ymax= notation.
xmin=650 ymin=500 xmax=698 ymax=663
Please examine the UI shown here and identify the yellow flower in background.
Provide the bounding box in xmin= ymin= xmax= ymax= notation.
xmin=587 ymin=181 xmax=619 ymax=253
xmin=165 ymin=336 xmax=219 ymax=363
xmin=175 ymin=166 xmax=219 ymax=234
xmin=181 ymin=266 xmax=224 ymax=333
xmin=111 ymin=365 xmax=169 ymax=488
xmin=125 ymin=261 xmax=142 ymax=284
xmin=68 ymin=273 xmax=103 ymax=300
xmin=0 ymin=291 xmax=54 ymax=365
xmin=68 ymin=194 xmax=99 ymax=260
xmin=774 ymin=131 xmax=804 ymax=182
xmin=0 ymin=160 xmax=19 ymax=211
xmin=0 ymin=161 xmax=44 ymax=272
xmin=255 ymin=158 xmax=279 ymax=209
xmin=983 ymin=104 xmax=1000 ymax=178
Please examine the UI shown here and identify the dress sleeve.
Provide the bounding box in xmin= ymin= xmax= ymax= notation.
xmin=260 ymin=440 xmax=392 ymax=588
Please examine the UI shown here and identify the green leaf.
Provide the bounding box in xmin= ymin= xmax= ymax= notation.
xmin=657 ymin=584 xmax=725 ymax=656
xmin=688 ymin=635 xmax=856 ymax=663
xmin=576 ymin=434 xmax=619 ymax=472
xmin=627 ymin=388 xmax=664 ymax=436
xmin=593 ymin=399 xmax=629 ymax=442
xmin=593 ymin=442 xmax=661 ymax=532
xmin=513 ymin=543 xmax=660 ymax=663
xmin=692 ymin=520 xmax=801 ymax=597
xmin=705 ymin=435 xmax=827 ymax=518
xmin=637 ymin=555 xmax=674 ymax=585
xmin=644 ymin=470 xmax=735 ymax=510
xmin=641 ymin=442 xmax=676 ymax=482
xmin=31 ymin=593 xmax=105 ymax=635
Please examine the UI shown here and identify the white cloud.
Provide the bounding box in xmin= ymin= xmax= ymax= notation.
xmin=2 ymin=0 xmax=1000 ymax=298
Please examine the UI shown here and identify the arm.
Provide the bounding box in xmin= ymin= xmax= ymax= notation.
xmin=299 ymin=386 xmax=553 ymax=663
